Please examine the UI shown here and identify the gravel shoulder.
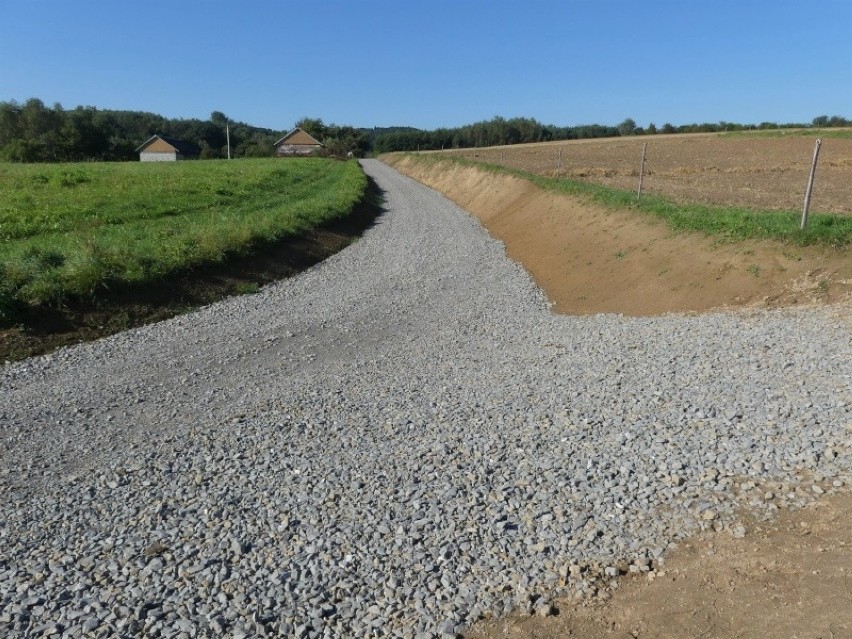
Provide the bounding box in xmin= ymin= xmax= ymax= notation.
xmin=1 ymin=160 xmax=850 ymax=638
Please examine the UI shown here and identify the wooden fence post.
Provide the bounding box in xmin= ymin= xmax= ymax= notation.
xmin=637 ymin=142 xmax=648 ymax=201
xmin=800 ymin=138 xmax=822 ymax=230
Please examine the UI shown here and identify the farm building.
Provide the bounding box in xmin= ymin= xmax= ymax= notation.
xmin=274 ymin=128 xmax=323 ymax=156
xmin=136 ymin=135 xmax=201 ymax=162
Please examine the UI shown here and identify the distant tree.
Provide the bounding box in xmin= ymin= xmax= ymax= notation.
xmin=1 ymin=138 xmax=43 ymax=162
xmin=695 ymin=122 xmax=719 ymax=133
xmin=661 ymin=123 xmax=676 ymax=134
xmin=295 ymin=117 xmax=327 ymax=140
xmin=64 ymin=107 xmax=110 ymax=159
xmin=0 ymin=100 xmax=21 ymax=145
xmin=198 ymin=140 xmax=218 ymax=159
xmin=647 ymin=122 xmax=657 ymax=135
xmin=617 ymin=118 xmax=638 ymax=136
xmin=238 ymin=139 xmax=274 ymax=158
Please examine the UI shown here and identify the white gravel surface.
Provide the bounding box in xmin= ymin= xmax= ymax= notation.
xmin=1 ymin=159 xmax=850 ymax=638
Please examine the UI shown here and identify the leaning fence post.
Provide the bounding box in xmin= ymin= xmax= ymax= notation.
xmin=637 ymin=142 xmax=648 ymax=202
xmin=800 ymin=138 xmax=822 ymax=230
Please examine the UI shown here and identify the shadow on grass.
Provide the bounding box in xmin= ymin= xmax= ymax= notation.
xmin=1 ymin=176 xmax=386 ymax=362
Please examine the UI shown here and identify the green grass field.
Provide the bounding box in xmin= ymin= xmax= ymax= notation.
xmin=0 ymin=158 xmax=366 ymax=323
xmin=403 ymin=154 xmax=852 ymax=247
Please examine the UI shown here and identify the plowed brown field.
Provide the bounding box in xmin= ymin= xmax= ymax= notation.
xmin=440 ymin=133 xmax=852 ymax=215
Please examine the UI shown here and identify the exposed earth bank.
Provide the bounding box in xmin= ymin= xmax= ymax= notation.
xmin=383 ymin=154 xmax=851 ymax=316
xmin=382 ymin=154 xmax=852 ymax=639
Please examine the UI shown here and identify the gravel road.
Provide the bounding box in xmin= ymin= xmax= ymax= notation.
xmin=1 ymin=159 xmax=850 ymax=638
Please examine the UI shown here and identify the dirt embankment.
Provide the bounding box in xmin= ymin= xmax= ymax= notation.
xmin=384 ymin=154 xmax=851 ymax=316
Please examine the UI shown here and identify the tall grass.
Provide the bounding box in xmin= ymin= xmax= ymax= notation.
xmin=399 ymin=154 xmax=852 ymax=247
xmin=0 ymin=158 xmax=366 ymax=323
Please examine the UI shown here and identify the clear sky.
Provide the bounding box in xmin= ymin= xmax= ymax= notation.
xmin=1 ymin=0 xmax=850 ymax=132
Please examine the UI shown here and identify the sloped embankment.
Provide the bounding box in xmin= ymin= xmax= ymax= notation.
xmin=384 ymin=154 xmax=851 ymax=316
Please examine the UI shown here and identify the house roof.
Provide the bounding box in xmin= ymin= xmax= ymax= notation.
xmin=135 ymin=134 xmax=201 ymax=156
xmin=274 ymin=128 xmax=323 ymax=147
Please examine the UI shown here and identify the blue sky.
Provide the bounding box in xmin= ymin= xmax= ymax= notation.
xmin=1 ymin=0 xmax=850 ymax=132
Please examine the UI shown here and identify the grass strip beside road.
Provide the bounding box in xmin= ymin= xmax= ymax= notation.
xmin=0 ymin=158 xmax=367 ymax=325
xmin=401 ymin=154 xmax=852 ymax=248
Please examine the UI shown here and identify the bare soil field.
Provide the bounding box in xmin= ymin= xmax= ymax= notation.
xmin=440 ymin=132 xmax=852 ymax=215
xmin=383 ymin=155 xmax=852 ymax=639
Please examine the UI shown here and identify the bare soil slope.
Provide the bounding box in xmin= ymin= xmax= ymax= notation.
xmin=385 ymin=155 xmax=851 ymax=316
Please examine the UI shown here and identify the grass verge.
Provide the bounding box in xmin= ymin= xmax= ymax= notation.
xmin=0 ymin=158 xmax=366 ymax=327
xmin=395 ymin=154 xmax=852 ymax=247
xmin=1 ymin=162 xmax=382 ymax=361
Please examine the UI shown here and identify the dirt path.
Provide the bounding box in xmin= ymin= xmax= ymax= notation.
xmin=383 ymin=155 xmax=852 ymax=638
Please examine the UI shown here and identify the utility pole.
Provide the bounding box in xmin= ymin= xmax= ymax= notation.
xmin=226 ymin=124 xmax=231 ymax=160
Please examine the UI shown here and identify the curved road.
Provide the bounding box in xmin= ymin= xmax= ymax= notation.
xmin=1 ymin=160 xmax=850 ymax=638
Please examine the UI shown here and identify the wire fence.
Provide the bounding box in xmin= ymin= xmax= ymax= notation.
xmin=436 ymin=134 xmax=852 ymax=217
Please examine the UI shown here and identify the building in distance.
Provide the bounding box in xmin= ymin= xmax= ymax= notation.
xmin=136 ymin=135 xmax=201 ymax=162
xmin=274 ymin=128 xmax=323 ymax=157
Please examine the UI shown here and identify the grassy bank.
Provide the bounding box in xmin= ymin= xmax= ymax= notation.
xmin=0 ymin=158 xmax=367 ymax=325
xmin=393 ymin=154 xmax=851 ymax=247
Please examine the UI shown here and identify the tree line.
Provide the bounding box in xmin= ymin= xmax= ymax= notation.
xmin=0 ymin=99 xmax=370 ymax=162
xmin=372 ymin=114 xmax=852 ymax=153
xmin=0 ymin=97 xmax=849 ymax=162
xmin=372 ymin=117 xmax=620 ymax=153
xmin=0 ymin=99 xmax=289 ymax=162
